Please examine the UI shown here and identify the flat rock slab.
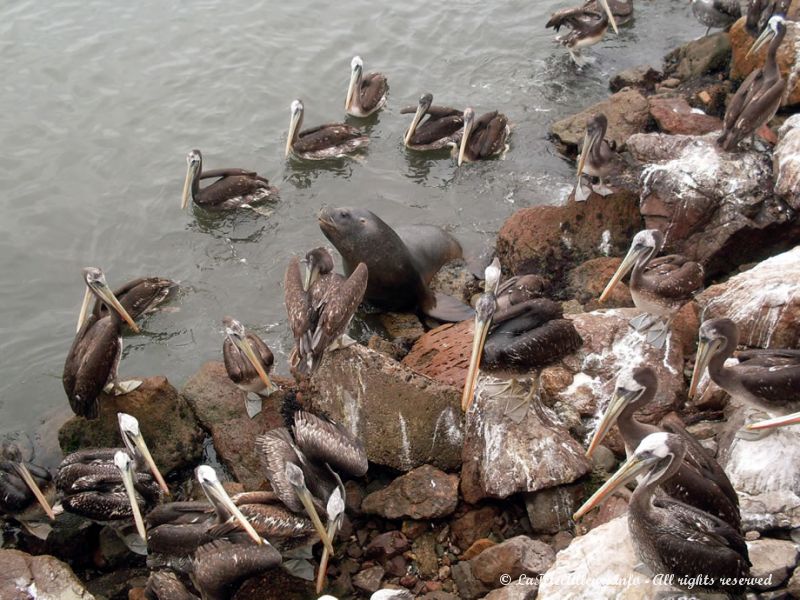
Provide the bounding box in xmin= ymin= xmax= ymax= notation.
xmin=649 ymin=96 xmax=722 ymax=136
xmin=774 ymin=115 xmax=800 ymax=202
xmin=746 ymin=538 xmax=799 ymax=590
xmin=401 ymin=320 xmax=472 ymax=388
xmin=0 ymin=549 xmax=94 ymax=599
xmin=362 ymin=464 xmax=459 ymax=520
xmin=181 ymin=361 xmax=289 ymax=489
xmin=58 ymin=376 xmax=203 ymax=475
xmin=311 ymin=344 xmax=464 ymax=472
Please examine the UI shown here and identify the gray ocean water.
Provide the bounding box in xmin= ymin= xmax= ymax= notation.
xmin=0 ymin=0 xmax=704 ymax=465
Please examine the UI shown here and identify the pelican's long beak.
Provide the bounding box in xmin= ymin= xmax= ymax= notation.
xmin=688 ymin=336 xmax=720 ymax=399
xmin=599 ymin=245 xmax=644 ymax=303
xmin=745 ymin=411 xmax=800 ymax=431
xmin=576 ymin=126 xmax=601 ymax=188
xmin=461 ymin=302 xmax=493 ymax=412
xmin=286 ymin=106 xmax=302 ymax=158
xmin=458 ymin=113 xmax=475 ymax=167
xmin=573 ymin=453 xmax=649 ymax=520
xmin=235 ymin=335 xmax=277 ymax=394
xmin=586 ymin=387 xmax=637 ymax=458
xmin=201 ymin=471 xmax=263 ymax=545
xmin=76 ymin=286 xmax=93 ymax=333
xmin=286 ymin=463 xmax=335 ymax=555
xmin=301 ymin=258 xmax=315 ymax=292
xmin=124 ymin=423 xmax=170 ymax=495
xmin=316 ymin=485 xmax=345 ymax=594
xmin=115 ymin=451 xmax=147 ymax=540
xmin=345 ymin=63 xmax=361 ymax=112
xmin=91 ymin=279 xmax=140 ymax=333
xmin=181 ymin=162 xmax=194 ymax=210
xmin=599 ymin=0 xmax=619 ymax=34
xmin=747 ymin=25 xmax=775 ymax=58
xmin=404 ymin=101 xmax=426 ymax=146
xmin=12 ymin=463 xmax=55 ymax=521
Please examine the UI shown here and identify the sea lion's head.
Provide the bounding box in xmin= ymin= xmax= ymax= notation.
xmin=318 ymin=206 xmax=388 ymax=260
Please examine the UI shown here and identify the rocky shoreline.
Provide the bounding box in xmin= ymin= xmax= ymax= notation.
xmin=3 ymin=9 xmax=800 ymax=600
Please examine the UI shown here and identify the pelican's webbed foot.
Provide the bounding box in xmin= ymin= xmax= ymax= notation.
xmin=104 ymin=380 xmax=143 ymax=396
xmin=245 ymin=394 xmax=263 ymax=419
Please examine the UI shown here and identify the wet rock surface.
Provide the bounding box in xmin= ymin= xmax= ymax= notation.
xmin=362 ymin=465 xmax=459 ymax=520
xmin=609 ymin=65 xmax=663 ymax=93
xmin=58 ymin=376 xmax=203 ymax=475
xmin=0 ymin=549 xmax=95 ymax=599
xmin=663 ymin=31 xmax=731 ymax=81
xmin=775 ymin=115 xmax=800 ymax=201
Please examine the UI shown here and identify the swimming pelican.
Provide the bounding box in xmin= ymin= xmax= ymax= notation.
xmin=575 ymin=113 xmax=618 ymax=201
xmin=455 ymin=108 xmax=510 ymax=166
xmin=180 ymin=149 xmax=277 ymax=211
xmin=718 ymin=16 xmax=790 ymax=151
xmin=63 ymin=267 xmax=142 ymax=419
xmin=546 ymin=0 xmax=620 ymax=66
xmin=599 ymin=230 xmax=703 ymax=348
xmin=691 ymin=0 xmax=742 ymax=35
xmin=284 ymin=248 xmax=367 ymax=376
xmin=746 ymin=0 xmax=791 ymax=37
xmin=345 ymin=56 xmax=388 ymax=118
xmin=222 ymin=316 xmax=277 ymax=418
xmin=586 ymin=366 xmax=741 ymax=528
xmin=401 ymin=93 xmax=464 ymax=151
xmin=80 ymin=276 xmax=176 ymax=332
xmin=285 ymin=100 xmax=369 ymax=160
xmin=574 ymin=433 xmax=751 ymax=596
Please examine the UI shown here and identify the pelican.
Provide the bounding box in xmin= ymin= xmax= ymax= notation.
xmin=63 ymin=267 xmax=142 ymax=419
xmin=718 ymin=16 xmax=790 ymax=152
xmin=461 ymin=260 xmax=582 ymax=412
xmin=222 ymin=316 xmax=277 ymax=419
xmin=345 ymin=56 xmax=388 ymax=118
xmin=586 ymin=366 xmax=741 ymax=529
xmin=0 ymin=442 xmax=56 ymax=532
xmin=575 ymin=113 xmax=618 ymax=201
xmin=401 ymin=93 xmax=464 ymax=151
xmin=191 ymin=538 xmax=282 ymax=600
xmin=574 ymin=433 xmax=751 ymax=596
xmin=746 ymin=0 xmax=791 ymax=37
xmin=180 ymin=149 xmax=277 ymax=211
xmin=689 ymin=318 xmax=800 ymax=434
xmin=80 ymin=275 xmax=177 ymax=332
xmin=284 ymin=248 xmax=367 ymax=377
xmin=285 ymin=100 xmax=369 ymax=160
xmin=599 ymin=230 xmax=704 ymax=348
xmin=546 ymin=0 xmax=620 ymax=66
xmin=691 ymin=0 xmax=742 ymax=35
xmin=455 ymin=108 xmax=510 ymax=166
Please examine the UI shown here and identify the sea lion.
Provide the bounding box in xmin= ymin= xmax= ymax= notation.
xmin=318 ymin=206 xmax=474 ymax=322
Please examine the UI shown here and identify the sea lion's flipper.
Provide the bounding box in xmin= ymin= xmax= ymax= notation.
xmin=424 ymin=292 xmax=475 ymax=322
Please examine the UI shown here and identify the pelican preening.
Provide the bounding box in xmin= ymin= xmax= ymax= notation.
xmin=574 ymin=433 xmax=751 ymax=597
xmin=746 ymin=0 xmax=792 ymax=37
xmin=455 ymin=108 xmax=510 ymax=166
xmin=546 ymin=0 xmax=620 ymax=66
xmin=600 ymin=230 xmax=703 ymax=348
xmin=586 ymin=366 xmax=741 ymax=529
xmin=345 ymin=56 xmax=388 ymax=118
xmin=85 ymin=276 xmax=176 ymax=330
xmin=0 ymin=442 xmax=56 ymax=525
xmin=180 ymin=149 xmax=277 ymax=211
xmin=719 ymin=16 xmax=790 ymax=152
xmin=64 ymin=267 xmax=142 ymax=419
xmin=690 ymin=0 xmax=742 ymax=35
xmin=222 ymin=316 xmax=277 ymax=419
xmin=401 ymin=93 xmax=464 ymax=151
xmin=285 ymin=100 xmax=369 ymax=160
xmin=575 ymin=113 xmax=617 ymax=201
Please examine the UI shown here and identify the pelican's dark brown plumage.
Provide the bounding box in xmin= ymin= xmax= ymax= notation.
xmin=575 ymin=113 xmax=618 ymax=200
xmin=0 ymin=442 xmax=56 ymax=525
xmin=345 ymin=56 xmax=388 ymax=117
xmin=191 ymin=538 xmax=282 ymax=600
xmin=746 ymin=0 xmax=791 ymax=37
xmin=456 ymin=108 xmax=510 ymax=165
xmin=401 ymin=93 xmax=464 ymax=151
xmin=286 ymin=100 xmax=368 ymax=160
xmin=91 ymin=277 xmax=176 ymax=323
xmin=223 ymin=327 xmax=274 ymax=394
xmin=144 ymin=571 xmax=198 ymax=600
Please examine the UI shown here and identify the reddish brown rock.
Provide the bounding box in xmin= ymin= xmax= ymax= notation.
xmin=0 ymin=549 xmax=93 ymax=599
xmin=365 ymin=531 xmax=411 ymax=561
xmin=574 ymin=494 xmax=630 ymax=535
xmin=353 ymin=565 xmax=385 ymax=594
xmin=649 ymin=97 xmax=723 ymax=136
xmin=450 ymin=506 xmax=500 ymax=550
xmin=470 ymin=536 xmax=555 ymax=589
xmin=362 ymin=465 xmax=459 ymax=520
xmin=462 ymin=538 xmax=497 ymax=561
xmin=567 ymin=257 xmax=634 ymax=310
xmin=401 ymin=320 xmax=472 ymax=388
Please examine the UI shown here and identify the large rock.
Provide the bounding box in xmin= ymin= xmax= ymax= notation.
xmin=401 ymin=320 xmax=472 ymax=389
xmin=0 ymin=549 xmax=94 ymax=599
xmin=550 ymin=88 xmax=651 ymax=156
xmin=524 ymin=482 xmax=585 ymax=535
xmin=181 ymin=362 xmax=290 ymax=489
xmin=628 ymin=131 xmax=798 ymax=277
xmin=460 ymin=386 xmax=591 ymax=504
xmin=362 ymin=465 xmax=459 ymax=520
xmin=609 ymin=65 xmax=663 ymax=94
xmin=58 ymin=376 xmax=203 ymax=475
xmin=311 ymin=344 xmax=464 ymax=471
xmin=696 ymin=246 xmax=800 ymax=348
xmin=663 ymin=31 xmax=731 ymax=81
xmin=775 ymin=115 xmax=800 ymax=201
xmin=567 ymin=257 xmax=634 ymax=310
xmin=648 ymin=96 xmax=723 ymax=136
xmin=495 ymin=191 xmax=642 ymax=278
xmin=747 ymin=538 xmax=799 ymax=590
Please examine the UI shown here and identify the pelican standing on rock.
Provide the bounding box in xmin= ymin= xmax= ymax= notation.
xmin=718 ymin=16 xmax=791 ymax=151
xmin=222 ymin=316 xmax=277 ymax=418
xmin=546 ymin=0 xmax=620 ymax=66
xmin=575 ymin=113 xmax=618 ymax=201
xmin=64 ymin=267 xmax=142 ymax=419
xmin=180 ymin=149 xmax=277 ymax=211
xmin=285 ymin=100 xmax=369 ymax=160
xmin=689 ymin=317 xmax=800 ymax=434
xmin=574 ymin=433 xmax=751 ymax=596
xmin=345 ymin=56 xmax=388 ymax=118
xmin=455 ymin=108 xmax=510 ymax=166
xmin=599 ymin=230 xmax=703 ymax=348
xmin=401 ymin=93 xmax=464 ymax=151
xmin=691 ymin=0 xmax=742 ymax=35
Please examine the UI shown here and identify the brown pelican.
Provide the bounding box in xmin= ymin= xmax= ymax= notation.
xmin=689 ymin=318 xmax=800 ymax=432
xmin=691 ymin=0 xmax=742 ymax=35
xmin=63 ymin=267 xmax=142 ymax=419
xmin=401 ymin=93 xmax=464 ymax=151
xmin=0 ymin=442 xmax=56 ymax=534
xmin=345 ymin=56 xmax=388 ymax=118
xmin=285 ymin=100 xmax=369 ymax=160
xmin=718 ymin=16 xmax=789 ymax=152
xmin=461 ymin=260 xmax=582 ymax=412
xmin=746 ymin=0 xmax=791 ymax=37
xmin=191 ymin=538 xmax=281 ymax=600
xmin=574 ymin=433 xmax=750 ymax=595
xmin=586 ymin=366 xmax=741 ymax=528
xmin=180 ymin=149 xmax=277 ymax=211
xmin=222 ymin=316 xmax=277 ymax=419
xmin=575 ymin=113 xmax=618 ymax=201
xmin=81 ymin=276 xmax=177 ymax=331
xmin=600 ymin=230 xmax=703 ymax=348
xmin=144 ymin=571 xmax=198 ymax=600
xmin=546 ymin=0 xmax=620 ymax=66
xmin=455 ymin=108 xmax=510 ymax=166
xmin=284 ymin=248 xmax=368 ymax=377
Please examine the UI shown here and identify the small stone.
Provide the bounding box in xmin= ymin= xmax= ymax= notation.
xmin=450 ymin=506 xmax=500 ymax=550
xmin=344 ymin=479 xmax=366 ymax=515
xmin=609 ymin=65 xmax=663 ymax=93
xmin=379 ymin=312 xmax=425 ymax=345
xmin=787 ymin=566 xmax=800 ymax=597
xmin=366 ymin=531 xmax=411 ymax=560
xmin=413 ymin=532 xmax=441 ymax=579
xmin=524 ymin=483 xmax=585 ymax=535
xmin=462 ymin=538 xmax=496 ymax=561
xmin=747 ymin=538 xmax=799 ymax=590
xmin=362 ymin=465 xmax=459 ymax=520
xmin=401 ymin=519 xmax=430 ymax=540
xmin=470 ymin=536 xmax=555 ymax=588
xmin=660 ymin=78 xmax=681 ymax=88
xmin=385 ymin=555 xmax=409 ymax=578
xmin=400 ymin=574 xmax=419 ymax=588
xmin=353 ymin=565 xmax=385 ymax=594
xmin=590 ymin=445 xmax=616 ymax=472
xmin=698 ymin=90 xmax=712 ymax=104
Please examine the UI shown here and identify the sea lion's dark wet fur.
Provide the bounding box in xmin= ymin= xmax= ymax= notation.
xmin=318 ymin=207 xmax=473 ymax=322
